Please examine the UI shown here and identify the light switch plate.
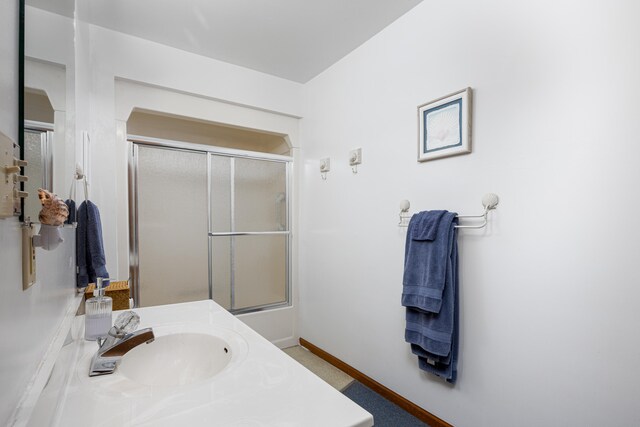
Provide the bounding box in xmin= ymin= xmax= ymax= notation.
xmin=23 ymin=223 xmax=36 ymax=290
xmin=0 ymin=131 xmax=17 ymax=218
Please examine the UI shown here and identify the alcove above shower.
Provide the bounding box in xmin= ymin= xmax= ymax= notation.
xmin=126 ymin=110 xmax=291 ymax=156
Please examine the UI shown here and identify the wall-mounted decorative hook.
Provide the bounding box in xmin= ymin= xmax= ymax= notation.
xmin=320 ymin=158 xmax=330 ymax=180
xmin=349 ymin=148 xmax=362 ymax=174
xmin=399 ymin=199 xmax=411 ymax=225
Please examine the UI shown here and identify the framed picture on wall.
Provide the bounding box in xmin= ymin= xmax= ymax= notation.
xmin=417 ymin=87 xmax=472 ymax=162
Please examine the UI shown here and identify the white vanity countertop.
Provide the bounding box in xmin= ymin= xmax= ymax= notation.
xmin=29 ymin=300 xmax=373 ymax=427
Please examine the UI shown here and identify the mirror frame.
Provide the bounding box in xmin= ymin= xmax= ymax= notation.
xmin=18 ymin=0 xmax=25 ymax=222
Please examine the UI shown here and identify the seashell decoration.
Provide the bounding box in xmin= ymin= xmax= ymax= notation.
xmin=37 ymin=188 xmax=69 ymax=226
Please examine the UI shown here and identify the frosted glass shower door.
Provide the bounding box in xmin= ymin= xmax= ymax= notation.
xmin=209 ymin=156 xmax=290 ymax=313
xmin=23 ymin=129 xmax=53 ymax=222
xmin=131 ymin=139 xmax=290 ymax=313
xmin=134 ymin=145 xmax=209 ymax=307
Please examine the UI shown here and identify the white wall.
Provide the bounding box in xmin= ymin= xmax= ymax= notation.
xmin=298 ymin=1 xmax=640 ymax=426
xmin=0 ymin=6 xmax=77 ymax=425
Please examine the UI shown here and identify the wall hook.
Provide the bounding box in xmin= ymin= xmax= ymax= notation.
xmin=320 ymin=158 xmax=330 ymax=180
xmin=349 ymin=148 xmax=362 ymax=174
xmin=399 ymin=199 xmax=411 ymax=225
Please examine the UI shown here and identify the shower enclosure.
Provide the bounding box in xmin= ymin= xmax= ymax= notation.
xmin=129 ymin=136 xmax=291 ymax=314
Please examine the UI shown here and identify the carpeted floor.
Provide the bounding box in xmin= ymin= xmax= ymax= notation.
xmin=342 ymin=382 xmax=429 ymax=427
xmin=283 ymin=346 xmax=430 ymax=426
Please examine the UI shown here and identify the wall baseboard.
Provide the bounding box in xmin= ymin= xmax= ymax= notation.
xmin=299 ymin=338 xmax=453 ymax=427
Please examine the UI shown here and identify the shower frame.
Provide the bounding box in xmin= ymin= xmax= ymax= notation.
xmin=128 ymin=134 xmax=292 ymax=314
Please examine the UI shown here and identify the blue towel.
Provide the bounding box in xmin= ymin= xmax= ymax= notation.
xmin=410 ymin=237 xmax=459 ymax=383
xmin=76 ymin=200 xmax=109 ymax=287
xmin=402 ymin=210 xmax=459 ymax=383
xmin=64 ymin=199 xmax=76 ymax=224
xmin=402 ymin=210 xmax=452 ymax=313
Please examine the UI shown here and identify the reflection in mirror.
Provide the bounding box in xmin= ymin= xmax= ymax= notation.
xmin=23 ymin=125 xmax=52 ymax=222
xmin=23 ymin=0 xmax=75 ymax=223
xmin=23 ymin=59 xmax=62 ymax=223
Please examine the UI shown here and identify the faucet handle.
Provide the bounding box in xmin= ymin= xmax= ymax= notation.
xmin=110 ymin=311 xmax=140 ymax=337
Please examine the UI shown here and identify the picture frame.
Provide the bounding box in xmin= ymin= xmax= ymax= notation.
xmin=417 ymin=87 xmax=472 ymax=162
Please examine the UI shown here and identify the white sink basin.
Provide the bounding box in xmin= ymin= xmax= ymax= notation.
xmin=117 ymin=332 xmax=233 ymax=387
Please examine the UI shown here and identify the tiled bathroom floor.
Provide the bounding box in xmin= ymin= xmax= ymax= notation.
xmin=283 ymin=345 xmax=354 ymax=391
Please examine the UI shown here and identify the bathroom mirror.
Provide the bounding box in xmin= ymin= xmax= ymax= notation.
xmin=21 ymin=0 xmax=76 ymax=222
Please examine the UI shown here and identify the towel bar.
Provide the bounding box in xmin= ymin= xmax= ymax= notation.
xmin=398 ymin=193 xmax=499 ymax=229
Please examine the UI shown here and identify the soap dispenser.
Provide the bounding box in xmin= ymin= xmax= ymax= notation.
xmin=85 ymin=277 xmax=113 ymax=341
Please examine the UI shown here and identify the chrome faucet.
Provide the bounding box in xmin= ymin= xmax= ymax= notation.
xmin=89 ymin=311 xmax=155 ymax=377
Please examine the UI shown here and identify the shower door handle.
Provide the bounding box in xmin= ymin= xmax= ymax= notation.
xmin=275 ymin=192 xmax=286 ymax=231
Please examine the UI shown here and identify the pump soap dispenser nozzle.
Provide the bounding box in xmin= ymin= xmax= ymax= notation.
xmin=94 ymin=277 xmax=110 ymax=296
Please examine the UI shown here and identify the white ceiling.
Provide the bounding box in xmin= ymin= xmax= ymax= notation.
xmin=32 ymin=0 xmax=423 ymax=83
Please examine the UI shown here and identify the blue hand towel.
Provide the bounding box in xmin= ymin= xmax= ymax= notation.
xmin=402 ymin=210 xmax=453 ymax=313
xmin=402 ymin=210 xmax=459 ymax=383
xmin=404 ymin=215 xmax=456 ymax=356
xmin=76 ymin=200 xmax=109 ymax=287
